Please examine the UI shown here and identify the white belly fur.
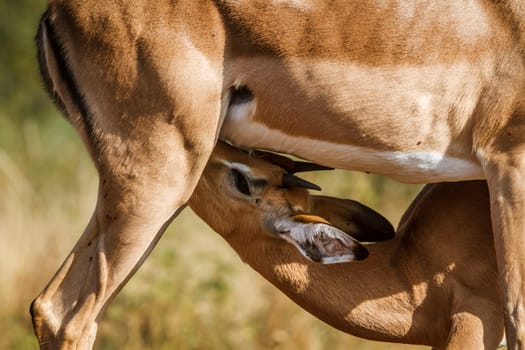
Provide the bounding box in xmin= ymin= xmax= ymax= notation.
xmin=221 ymin=102 xmax=484 ymax=184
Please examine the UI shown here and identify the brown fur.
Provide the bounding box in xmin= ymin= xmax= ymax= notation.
xmin=32 ymin=1 xmax=525 ymax=348
xmin=189 ymin=143 xmax=503 ymax=349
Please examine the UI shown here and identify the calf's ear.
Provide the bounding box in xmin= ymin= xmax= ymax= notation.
xmin=270 ymin=214 xmax=369 ymax=264
xmin=309 ymin=195 xmax=395 ymax=242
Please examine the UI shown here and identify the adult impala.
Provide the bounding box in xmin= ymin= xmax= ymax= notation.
xmin=33 ymin=1 xmax=525 ymax=348
xmin=190 ymin=142 xmax=504 ymax=350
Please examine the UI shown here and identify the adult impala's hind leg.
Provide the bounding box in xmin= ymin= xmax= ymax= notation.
xmin=483 ymin=152 xmax=525 ymax=349
xmin=31 ymin=109 xmax=222 ymax=349
xmin=30 ymin=58 xmax=224 ymax=350
xmin=31 ymin=4 xmax=225 ymax=348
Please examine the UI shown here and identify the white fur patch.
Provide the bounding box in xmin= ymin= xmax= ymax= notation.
xmin=220 ymin=160 xmax=252 ymax=175
xmin=227 ymin=99 xmax=257 ymax=123
xmin=221 ymin=118 xmax=484 ymax=184
xmin=498 ymin=334 xmax=506 ymax=348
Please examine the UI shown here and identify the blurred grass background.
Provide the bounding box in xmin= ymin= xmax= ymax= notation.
xmin=0 ymin=1 xmax=427 ymax=349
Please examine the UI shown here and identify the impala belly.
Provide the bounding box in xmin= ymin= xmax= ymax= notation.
xmin=220 ymin=59 xmax=487 ymax=184
xmin=222 ymin=116 xmax=483 ymax=183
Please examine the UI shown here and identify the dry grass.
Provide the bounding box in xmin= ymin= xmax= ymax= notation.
xmin=0 ymin=114 xmax=426 ymax=349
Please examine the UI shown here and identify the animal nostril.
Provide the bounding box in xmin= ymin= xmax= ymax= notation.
xmin=255 ymin=198 xmax=261 ymax=204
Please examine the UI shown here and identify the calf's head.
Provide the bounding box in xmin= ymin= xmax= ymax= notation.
xmin=189 ymin=142 xmax=395 ymax=264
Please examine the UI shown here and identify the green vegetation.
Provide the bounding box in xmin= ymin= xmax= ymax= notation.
xmin=1 ymin=2 xmax=424 ymax=349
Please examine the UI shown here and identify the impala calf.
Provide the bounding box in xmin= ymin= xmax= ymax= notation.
xmin=190 ymin=142 xmax=504 ymax=350
xmin=33 ymin=1 xmax=525 ymax=348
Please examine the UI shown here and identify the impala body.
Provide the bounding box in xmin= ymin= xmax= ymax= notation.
xmin=33 ymin=1 xmax=525 ymax=348
xmin=189 ymin=142 xmax=503 ymax=350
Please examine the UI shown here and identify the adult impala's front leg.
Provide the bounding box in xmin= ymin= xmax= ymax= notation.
xmin=31 ymin=3 xmax=225 ymax=348
xmin=478 ymin=107 xmax=525 ymax=348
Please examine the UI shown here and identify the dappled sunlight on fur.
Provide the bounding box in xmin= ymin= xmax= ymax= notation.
xmin=0 ymin=118 xmax=422 ymax=349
